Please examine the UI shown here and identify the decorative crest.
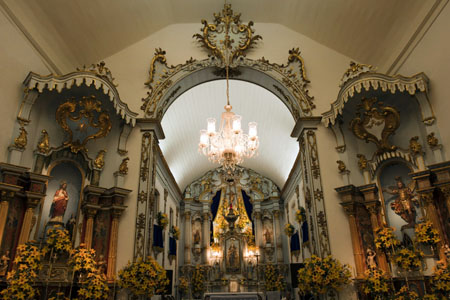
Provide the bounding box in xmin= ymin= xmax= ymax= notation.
xmin=340 ymin=61 xmax=374 ymax=87
xmin=13 ymin=127 xmax=27 ymax=150
xmin=56 ymin=96 xmax=112 ymax=153
xmin=350 ymin=98 xmax=400 ymax=154
xmin=77 ymin=61 xmax=117 ymax=86
xmin=193 ymin=3 xmax=261 ymax=64
xmin=36 ymin=129 xmax=50 ymax=154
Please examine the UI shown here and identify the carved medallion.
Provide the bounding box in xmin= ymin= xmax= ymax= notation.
xmin=56 ymin=95 xmax=112 ymax=153
xmin=350 ymin=98 xmax=400 ymax=154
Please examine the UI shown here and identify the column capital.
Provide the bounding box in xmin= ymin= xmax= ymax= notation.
xmin=364 ymin=200 xmax=381 ymax=216
xmin=24 ymin=191 xmax=43 ymax=209
xmin=253 ymin=211 xmax=262 ymax=220
xmin=0 ymin=182 xmax=21 ymax=202
xmin=340 ymin=201 xmax=359 ymax=217
xmin=420 ymin=190 xmax=435 ymax=205
xmin=273 ymin=210 xmax=280 ymax=218
xmin=83 ymin=205 xmax=100 ymax=218
xmin=136 ymin=119 xmax=165 ymax=140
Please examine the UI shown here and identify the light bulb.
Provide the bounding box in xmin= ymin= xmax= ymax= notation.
xmin=232 ymin=115 xmax=242 ymax=134
xmin=207 ymin=118 xmax=216 ymax=136
xmin=199 ymin=130 xmax=208 ymax=147
xmin=248 ymin=122 xmax=257 ymax=140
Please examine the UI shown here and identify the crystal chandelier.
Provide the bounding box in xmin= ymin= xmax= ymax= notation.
xmin=198 ymin=65 xmax=259 ymax=170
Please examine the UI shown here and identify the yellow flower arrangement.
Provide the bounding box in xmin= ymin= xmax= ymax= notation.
xmin=0 ymin=241 xmax=43 ymax=300
xmin=157 ymin=212 xmax=169 ymax=229
xmin=69 ymin=244 xmax=109 ymax=300
xmin=170 ymin=225 xmax=180 ymax=240
xmin=118 ymin=256 xmax=169 ymax=297
xmin=361 ymin=268 xmax=390 ymax=299
xmin=374 ymin=226 xmax=400 ymax=254
xmin=430 ymin=261 xmax=450 ymax=298
xmin=393 ymin=247 xmax=424 ymax=272
xmin=394 ymin=285 xmax=419 ymax=300
xmin=295 ymin=207 xmax=306 ymax=224
xmin=423 ymin=294 xmax=439 ymax=300
xmin=264 ymin=264 xmax=286 ymax=291
xmin=43 ymin=227 xmax=72 ymax=255
xmin=415 ymin=221 xmax=441 ymax=246
xmin=284 ymin=223 xmax=295 ymax=237
xmin=192 ymin=265 xmax=205 ymax=295
xmin=179 ymin=276 xmax=189 ymax=295
xmin=297 ymin=255 xmax=351 ymax=296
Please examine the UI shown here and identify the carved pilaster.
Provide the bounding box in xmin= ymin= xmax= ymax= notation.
xmin=253 ymin=211 xmax=265 ymax=262
xmin=337 ymin=185 xmax=365 ymax=278
xmin=201 ymin=211 xmax=210 ymax=264
xmin=359 ymin=184 xmax=390 ymax=275
xmin=83 ymin=207 xmax=99 ymax=249
xmin=273 ymin=210 xmax=283 ymax=263
xmin=0 ymin=184 xmax=21 ymax=249
xmin=18 ymin=192 xmax=42 ymax=245
xmin=107 ymin=208 xmax=124 ymax=281
xmin=184 ymin=211 xmax=192 ymax=264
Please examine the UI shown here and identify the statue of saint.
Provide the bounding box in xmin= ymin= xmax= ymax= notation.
xmin=264 ymin=229 xmax=273 ymax=244
xmin=193 ymin=230 xmax=201 ymax=245
xmin=49 ymin=181 xmax=69 ymax=223
xmin=228 ymin=244 xmax=238 ymax=269
xmin=383 ymin=177 xmax=418 ymax=229
xmin=366 ymin=248 xmax=377 ymax=269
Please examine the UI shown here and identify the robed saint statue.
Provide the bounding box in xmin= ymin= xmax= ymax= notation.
xmin=49 ymin=180 xmax=69 ymax=223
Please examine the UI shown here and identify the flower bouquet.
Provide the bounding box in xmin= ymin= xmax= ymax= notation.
xmin=415 ymin=221 xmax=440 ymax=246
xmin=284 ymin=223 xmax=295 ymax=237
xmin=43 ymin=227 xmax=72 ymax=256
xmin=430 ymin=261 xmax=450 ymax=298
xmin=394 ymin=285 xmax=419 ymax=300
xmin=157 ymin=212 xmax=169 ymax=229
xmin=361 ymin=268 xmax=390 ymax=299
xmin=170 ymin=225 xmax=180 ymax=240
xmin=374 ymin=226 xmax=400 ymax=254
xmin=393 ymin=247 xmax=424 ymax=272
xmin=295 ymin=207 xmax=306 ymax=224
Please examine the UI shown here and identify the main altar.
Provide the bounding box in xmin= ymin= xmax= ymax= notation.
xmin=180 ymin=166 xmax=288 ymax=296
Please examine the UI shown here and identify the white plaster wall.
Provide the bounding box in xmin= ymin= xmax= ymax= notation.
xmin=398 ymin=3 xmax=450 ymax=153
xmin=0 ymin=10 xmax=50 ymax=161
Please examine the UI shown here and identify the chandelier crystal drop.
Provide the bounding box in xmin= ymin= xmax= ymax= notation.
xmin=198 ymin=67 xmax=259 ymax=170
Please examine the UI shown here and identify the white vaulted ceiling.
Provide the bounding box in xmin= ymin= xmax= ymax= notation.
xmin=0 ymin=0 xmax=441 ymax=73
xmin=160 ymin=80 xmax=298 ymax=191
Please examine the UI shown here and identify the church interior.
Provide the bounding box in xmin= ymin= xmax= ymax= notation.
xmin=0 ymin=1 xmax=450 ymax=299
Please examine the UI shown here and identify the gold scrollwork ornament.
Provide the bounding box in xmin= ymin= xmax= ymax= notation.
xmin=427 ymin=132 xmax=439 ymax=148
xmin=357 ymin=154 xmax=368 ymax=171
xmin=409 ymin=136 xmax=423 ymax=156
xmin=350 ymin=98 xmax=400 ymax=155
xmin=55 ymin=96 xmax=112 ymax=153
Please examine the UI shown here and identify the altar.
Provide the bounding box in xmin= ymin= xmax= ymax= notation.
xmin=204 ymin=292 xmax=263 ymax=300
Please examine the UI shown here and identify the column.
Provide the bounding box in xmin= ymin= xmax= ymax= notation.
xmin=412 ymin=170 xmax=448 ymax=260
xmin=184 ymin=211 xmax=191 ymax=264
xmin=429 ymin=162 xmax=450 ymax=215
xmin=0 ymin=186 xmax=20 ymax=249
xmin=359 ymin=184 xmax=390 ymax=275
xmin=18 ymin=192 xmax=41 ymax=245
xmin=336 ymin=185 xmax=365 ymax=278
xmin=253 ymin=211 xmax=265 ymax=262
xmin=201 ymin=211 xmax=210 ymax=264
xmin=107 ymin=209 xmax=123 ymax=281
xmin=273 ymin=210 xmax=283 ymax=263
xmin=83 ymin=207 xmax=98 ymax=249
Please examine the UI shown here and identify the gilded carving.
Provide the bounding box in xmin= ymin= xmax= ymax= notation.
xmin=336 ymin=160 xmax=347 ymax=173
xmin=427 ymin=132 xmax=439 ymax=148
xmin=357 ymin=154 xmax=368 ymax=171
xmin=77 ymin=61 xmax=117 ymax=86
xmin=340 ymin=61 xmax=373 ymax=87
xmin=409 ymin=136 xmax=422 ymax=156
xmin=119 ymin=157 xmax=129 ymax=175
xmin=193 ymin=3 xmax=261 ymax=64
xmin=93 ymin=150 xmax=106 ymax=169
xmin=350 ymin=98 xmax=400 ymax=154
xmin=55 ymin=96 xmax=112 ymax=153
xmin=13 ymin=127 xmax=27 ymax=149
xmin=36 ymin=129 xmax=50 ymax=154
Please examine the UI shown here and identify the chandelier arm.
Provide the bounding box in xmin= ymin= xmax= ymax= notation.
xmin=226 ymin=62 xmax=230 ymax=106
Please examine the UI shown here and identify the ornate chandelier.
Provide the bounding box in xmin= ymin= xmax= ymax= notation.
xmin=197 ymin=3 xmax=260 ymax=170
xmin=198 ymin=66 xmax=259 ymax=170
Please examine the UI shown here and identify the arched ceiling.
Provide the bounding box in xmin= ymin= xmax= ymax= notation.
xmin=1 ymin=0 xmax=442 ymax=73
xmin=159 ymin=79 xmax=298 ymax=191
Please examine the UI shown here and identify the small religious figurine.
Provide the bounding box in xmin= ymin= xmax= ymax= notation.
xmin=264 ymin=229 xmax=273 ymax=245
xmin=13 ymin=127 xmax=27 ymax=149
xmin=37 ymin=129 xmax=50 ymax=154
xmin=118 ymin=157 xmax=129 ymax=175
xmin=228 ymin=244 xmax=238 ymax=269
xmin=65 ymin=214 xmax=76 ymax=239
xmin=94 ymin=150 xmax=106 ymax=169
xmin=97 ymin=254 xmax=107 ymax=274
xmin=49 ymin=180 xmax=69 ymax=223
xmin=383 ymin=176 xmax=418 ymax=229
xmin=193 ymin=230 xmax=201 ymax=245
xmin=0 ymin=251 xmax=10 ymax=276
xmin=366 ymin=248 xmax=377 ymax=269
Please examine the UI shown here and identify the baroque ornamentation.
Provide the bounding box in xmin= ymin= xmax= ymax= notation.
xmin=427 ymin=132 xmax=439 ymax=148
xmin=340 ymin=61 xmax=374 ymax=87
xmin=93 ymin=149 xmax=106 ymax=169
xmin=350 ymin=98 xmax=400 ymax=154
xmin=141 ymin=4 xmax=314 ymax=120
xmin=77 ymin=61 xmax=117 ymax=86
xmin=36 ymin=129 xmax=50 ymax=154
xmin=119 ymin=157 xmax=129 ymax=175
xmin=409 ymin=136 xmax=423 ymax=156
xmin=13 ymin=127 xmax=27 ymax=149
xmin=193 ymin=3 xmax=261 ymax=64
xmin=336 ymin=160 xmax=347 ymax=173
xmin=357 ymin=154 xmax=368 ymax=171
xmin=55 ymin=96 xmax=112 ymax=153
